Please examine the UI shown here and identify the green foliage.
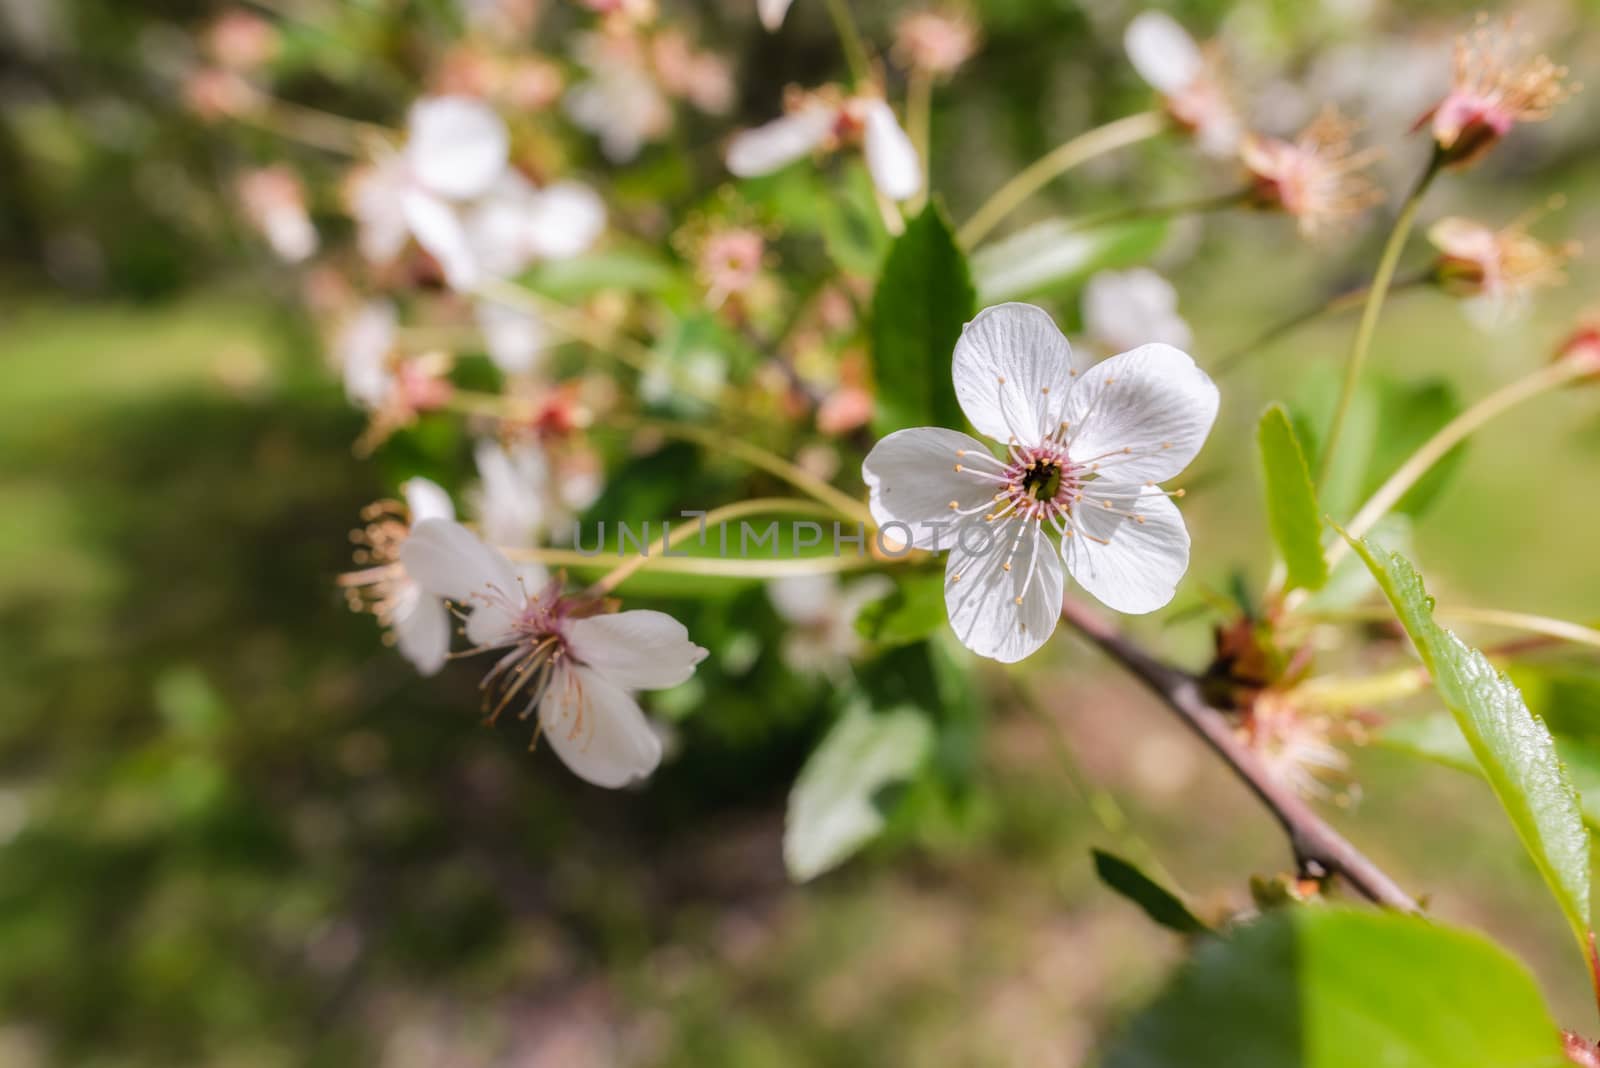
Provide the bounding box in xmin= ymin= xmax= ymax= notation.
xmin=784 ymin=700 xmax=935 ymax=882
xmin=1256 ymin=404 xmax=1328 ymax=592
xmin=1294 ymin=372 xmax=1465 ymax=521
xmin=1103 ymin=909 xmax=1569 ymax=1068
xmin=870 ymin=204 xmax=976 ymax=436
xmin=854 ymin=571 xmax=946 ymax=648
xmin=970 ymin=218 xmax=1169 ymax=304
xmin=1091 ymin=850 xmax=1209 ymax=935
xmin=1350 ymin=538 xmax=1592 ymax=950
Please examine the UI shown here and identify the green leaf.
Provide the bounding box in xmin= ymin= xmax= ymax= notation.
xmin=1293 ymin=371 xmax=1464 ymax=521
xmin=1349 ymin=539 xmax=1592 ymax=949
xmin=854 ymin=572 xmax=945 ymax=648
xmin=1257 ymin=404 xmax=1328 ymax=592
xmin=1104 ymin=909 xmax=1568 ymax=1068
xmin=784 ymin=701 xmax=934 ymax=882
xmin=1092 ymin=850 xmax=1209 ymax=935
xmin=970 ymin=217 xmax=1167 ymax=303
xmin=1383 ymin=713 xmax=1600 ymax=831
xmin=870 ymin=204 xmax=976 ymax=436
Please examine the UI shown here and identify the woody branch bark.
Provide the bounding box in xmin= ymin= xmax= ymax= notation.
xmin=1059 ymin=596 xmax=1419 ymax=913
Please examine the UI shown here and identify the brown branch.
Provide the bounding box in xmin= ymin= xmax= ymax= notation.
xmin=1059 ymin=597 xmax=1419 ymax=913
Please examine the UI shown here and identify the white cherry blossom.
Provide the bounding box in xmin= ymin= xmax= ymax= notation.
xmin=339 ymin=478 xmax=458 ymax=675
xmin=400 ymin=520 xmax=708 ymax=787
xmin=1123 ymin=12 xmax=1239 ymax=157
xmin=758 ymin=0 xmax=795 ymax=32
xmin=767 ymin=573 xmax=893 ymax=675
xmin=727 ymin=92 xmax=921 ymax=202
xmin=862 ymin=303 xmax=1218 ymax=663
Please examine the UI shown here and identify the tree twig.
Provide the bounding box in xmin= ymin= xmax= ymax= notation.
xmin=1058 ymin=597 xmax=1419 ymax=912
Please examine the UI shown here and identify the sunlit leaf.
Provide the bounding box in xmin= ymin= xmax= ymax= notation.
xmin=1256 ymin=404 xmax=1327 ymax=592
xmin=1092 ymin=849 xmax=1209 ymax=935
xmin=870 ymin=204 xmax=975 ymax=436
xmin=784 ymin=702 xmax=934 ymax=881
xmin=1350 ymin=538 xmax=1592 ymax=949
xmin=1104 ymin=909 xmax=1568 ymax=1068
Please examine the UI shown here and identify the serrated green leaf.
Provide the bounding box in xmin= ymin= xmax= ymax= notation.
xmin=1104 ymin=909 xmax=1568 ymax=1068
xmin=970 ymin=217 xmax=1168 ymax=303
xmin=854 ymin=572 xmax=945 ymax=648
xmin=1349 ymin=539 xmax=1592 ymax=950
xmin=870 ymin=204 xmax=975 ymax=436
xmin=1257 ymin=404 xmax=1327 ymax=592
xmin=1383 ymin=713 xmax=1600 ymax=831
xmin=1092 ymin=850 xmax=1209 ymax=935
xmin=784 ymin=702 xmax=934 ymax=881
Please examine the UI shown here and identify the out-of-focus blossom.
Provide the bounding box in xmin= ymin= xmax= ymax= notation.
xmin=652 ymin=29 xmax=735 ymax=114
xmin=1428 ymin=215 xmax=1575 ymax=330
xmin=1123 ymin=12 xmax=1239 ymax=157
xmin=565 ymin=31 xmax=674 ymax=162
xmin=1242 ymin=106 xmax=1382 ymax=237
xmin=470 ymin=436 xmax=601 ymax=549
xmin=340 ymin=478 xmax=457 ymax=675
xmin=183 ymin=67 xmax=258 ymax=122
xmin=1081 ymin=268 xmax=1192 ymax=355
xmin=581 ymin=0 xmax=657 ymax=24
xmin=338 ymin=300 xmax=455 ymax=449
xmin=400 ymin=519 xmax=707 ymax=787
xmin=1556 ymin=311 xmax=1600 ymax=378
xmin=893 ymin=11 xmax=979 ymax=78
xmin=758 ymin=0 xmax=795 ymax=32
xmin=207 ymin=9 xmax=278 ymax=71
xmin=1420 ymin=15 xmax=1574 ymax=169
xmin=767 ymin=574 xmax=893 ymax=675
xmin=693 ymin=226 xmax=767 ymax=309
xmin=862 ymin=303 xmax=1218 ymax=662
xmin=727 ymin=88 xmax=921 ymax=202
xmin=816 ymin=385 xmax=874 ymax=436
xmin=237 ymin=166 xmax=317 ymax=263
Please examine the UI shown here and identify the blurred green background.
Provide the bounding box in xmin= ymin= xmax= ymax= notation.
xmin=3 ymin=0 xmax=1600 ymax=1064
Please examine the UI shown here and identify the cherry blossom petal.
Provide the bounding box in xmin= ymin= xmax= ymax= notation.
xmin=403 ymin=477 xmax=455 ymax=524
xmin=862 ymin=427 xmax=1005 ymax=550
xmin=406 ymin=96 xmax=509 ymax=201
xmin=402 ymin=189 xmax=480 ymax=290
xmin=540 ymin=663 xmax=663 ymax=787
xmin=392 ymin=585 xmax=451 ymax=675
xmin=339 ymin=301 xmax=397 ymax=409
xmin=1062 ymin=343 xmax=1218 ymax=484
xmin=861 ymin=100 xmax=922 ymax=201
xmin=944 ymin=517 xmax=1064 ymax=663
xmin=525 ymin=181 xmax=607 ymax=260
xmin=952 ymin=303 xmax=1080 ymax=444
xmin=726 ymin=107 xmax=836 ymax=177
xmin=1124 ymin=11 xmax=1203 ymax=95
xmin=473 ymin=439 xmax=548 ymax=548
xmin=565 ymin=610 xmax=708 ymax=691
xmin=349 ymin=155 xmax=412 ymax=264
xmin=463 ymin=561 xmax=548 ymax=648
xmin=1082 ymin=268 xmax=1192 ymax=354
xmin=400 ymin=519 xmax=520 ymax=606
xmin=758 ymin=0 xmax=795 ymax=31
xmin=1063 ymin=483 xmax=1190 ymax=614
xmin=767 ymin=574 xmax=836 ymax=625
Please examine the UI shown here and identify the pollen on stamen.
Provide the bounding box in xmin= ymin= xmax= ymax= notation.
xmin=1013 ymin=596 xmax=1023 ymax=605
xmin=997 ymin=376 xmax=1006 ymax=384
xmin=954 ymin=464 xmax=963 ymax=472
xmin=948 ymin=500 xmax=959 ymax=509
xmin=1002 ymin=562 xmax=1012 ymax=571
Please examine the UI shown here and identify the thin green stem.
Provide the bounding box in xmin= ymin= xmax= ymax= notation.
xmin=587 ymin=498 xmax=846 ymax=595
xmin=821 ymin=0 xmax=872 ymax=87
xmin=1325 ymin=356 xmax=1588 ymax=572
xmin=1067 ymin=187 xmax=1250 ymax=232
xmin=1315 ymin=152 xmax=1443 ymax=488
xmin=957 ymin=111 xmax=1168 ymax=249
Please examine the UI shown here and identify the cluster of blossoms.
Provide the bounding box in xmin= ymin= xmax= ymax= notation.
xmin=210 ymin=0 xmax=1587 ymax=822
